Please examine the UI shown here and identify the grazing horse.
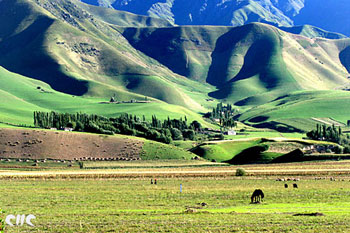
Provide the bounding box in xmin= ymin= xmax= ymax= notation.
xmin=251 ymin=189 xmax=264 ymax=203
xmin=284 ymin=184 xmax=288 ymax=188
xmin=293 ymin=183 xmax=298 ymax=188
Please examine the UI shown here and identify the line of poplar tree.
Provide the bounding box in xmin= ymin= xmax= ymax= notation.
xmin=33 ymin=111 xmax=202 ymax=144
xmin=307 ymin=124 xmax=350 ymax=145
xmin=205 ymin=103 xmax=237 ymax=128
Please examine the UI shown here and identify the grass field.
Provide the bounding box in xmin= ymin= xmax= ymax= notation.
xmin=2 ymin=165 xmax=350 ymax=232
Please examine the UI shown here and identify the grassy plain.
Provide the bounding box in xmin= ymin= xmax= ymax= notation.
xmin=1 ymin=167 xmax=350 ymax=232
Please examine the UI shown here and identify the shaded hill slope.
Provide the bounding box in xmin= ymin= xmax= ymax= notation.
xmin=2 ymin=0 xmax=350 ymax=132
xmin=0 ymin=0 xmax=204 ymax=110
xmin=122 ymin=23 xmax=350 ymax=106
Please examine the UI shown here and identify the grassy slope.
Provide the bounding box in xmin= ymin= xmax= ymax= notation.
xmin=0 ymin=66 xmax=213 ymax=128
xmin=238 ymin=90 xmax=350 ymax=131
xmin=122 ymin=23 xmax=350 ymax=110
xmin=141 ymin=141 xmax=194 ymax=160
xmin=0 ymin=0 xmax=209 ymax=112
xmin=191 ymin=137 xmax=340 ymax=164
xmin=190 ymin=139 xmax=261 ymax=162
xmin=1 ymin=0 xmax=350 ymax=133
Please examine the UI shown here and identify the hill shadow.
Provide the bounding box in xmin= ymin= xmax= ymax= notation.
xmin=339 ymin=46 xmax=350 ymax=74
xmin=224 ymin=144 xmax=269 ymax=165
xmin=0 ymin=15 xmax=88 ymax=96
xmin=208 ymin=24 xmax=297 ymax=101
xmin=206 ymin=25 xmax=252 ymax=87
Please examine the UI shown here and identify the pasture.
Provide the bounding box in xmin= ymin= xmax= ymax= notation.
xmin=1 ymin=161 xmax=350 ymax=232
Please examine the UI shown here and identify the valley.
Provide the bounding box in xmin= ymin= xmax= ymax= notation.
xmin=1 ymin=0 xmax=350 ymax=132
xmin=1 ymin=1 xmax=350 ymax=232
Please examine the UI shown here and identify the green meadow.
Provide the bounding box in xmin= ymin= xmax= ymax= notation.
xmin=1 ymin=178 xmax=350 ymax=232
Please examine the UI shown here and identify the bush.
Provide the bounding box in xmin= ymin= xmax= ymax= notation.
xmin=344 ymin=146 xmax=350 ymax=154
xmin=333 ymin=146 xmax=343 ymax=154
xmin=236 ymin=168 xmax=246 ymax=176
xmin=158 ymin=134 xmax=172 ymax=144
xmin=183 ymin=129 xmax=195 ymax=140
xmin=171 ymin=128 xmax=183 ymax=140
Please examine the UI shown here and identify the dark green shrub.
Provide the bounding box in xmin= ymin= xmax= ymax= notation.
xmin=333 ymin=146 xmax=343 ymax=154
xmin=171 ymin=128 xmax=183 ymax=140
xmin=344 ymin=146 xmax=350 ymax=154
xmin=236 ymin=168 xmax=246 ymax=176
xmin=183 ymin=129 xmax=195 ymax=140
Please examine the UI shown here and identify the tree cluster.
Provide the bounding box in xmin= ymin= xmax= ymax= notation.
xmin=205 ymin=103 xmax=237 ymax=129
xmin=306 ymin=124 xmax=347 ymax=144
xmin=34 ymin=112 xmax=202 ymax=144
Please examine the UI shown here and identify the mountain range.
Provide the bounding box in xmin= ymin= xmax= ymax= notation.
xmin=80 ymin=0 xmax=350 ymax=36
xmin=1 ymin=0 xmax=350 ymax=132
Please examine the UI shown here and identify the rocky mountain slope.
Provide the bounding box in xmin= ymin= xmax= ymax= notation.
xmin=80 ymin=0 xmax=350 ymax=36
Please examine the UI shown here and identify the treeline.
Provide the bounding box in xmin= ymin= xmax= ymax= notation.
xmin=306 ymin=124 xmax=346 ymax=144
xmin=306 ymin=124 xmax=350 ymax=151
xmin=34 ymin=111 xmax=202 ymax=144
xmin=205 ymin=103 xmax=237 ymax=128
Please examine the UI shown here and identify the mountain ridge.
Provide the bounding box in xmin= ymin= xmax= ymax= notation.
xmin=1 ymin=0 xmax=350 ymax=132
xmin=80 ymin=0 xmax=350 ymax=36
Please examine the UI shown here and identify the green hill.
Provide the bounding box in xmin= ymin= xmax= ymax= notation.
xmin=0 ymin=65 xmax=212 ymax=128
xmin=122 ymin=23 xmax=350 ymax=108
xmin=1 ymin=0 xmax=350 ymax=133
xmin=0 ymin=0 xmax=217 ymax=113
xmin=238 ymin=90 xmax=350 ymax=132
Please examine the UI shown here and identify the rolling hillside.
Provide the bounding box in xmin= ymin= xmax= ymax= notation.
xmin=1 ymin=0 xmax=350 ymax=132
xmin=0 ymin=0 xmax=211 ymax=112
xmin=121 ymin=23 xmax=350 ymax=107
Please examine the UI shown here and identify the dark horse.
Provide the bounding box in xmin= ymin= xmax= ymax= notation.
xmin=251 ymin=189 xmax=264 ymax=203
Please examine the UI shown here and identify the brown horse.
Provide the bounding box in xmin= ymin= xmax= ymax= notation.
xmin=251 ymin=189 xmax=264 ymax=203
